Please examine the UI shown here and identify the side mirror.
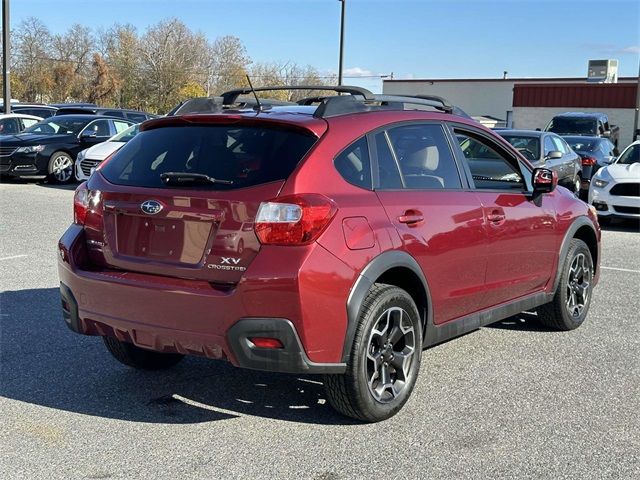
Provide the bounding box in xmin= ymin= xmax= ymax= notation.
xmin=604 ymin=156 xmax=616 ymax=164
xmin=546 ymin=150 xmax=562 ymax=160
xmin=80 ymin=130 xmax=98 ymax=139
xmin=532 ymin=168 xmax=557 ymax=195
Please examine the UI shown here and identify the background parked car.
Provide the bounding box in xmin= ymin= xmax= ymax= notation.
xmin=564 ymin=136 xmax=617 ymax=188
xmin=589 ymin=140 xmax=640 ymax=221
xmin=75 ymin=123 xmax=140 ymax=181
xmin=0 ymin=103 xmax=58 ymax=118
xmin=0 ymin=115 xmax=134 ymax=183
xmin=497 ymin=129 xmax=583 ymax=194
xmin=0 ymin=113 xmax=43 ymax=135
xmin=55 ymin=106 xmax=156 ymax=123
xmin=545 ymin=112 xmax=620 ymax=149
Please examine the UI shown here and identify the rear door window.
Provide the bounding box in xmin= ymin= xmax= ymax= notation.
xmin=112 ymin=120 xmax=132 ymax=133
xmin=385 ymin=123 xmax=461 ymax=189
xmin=101 ymin=125 xmax=317 ymax=190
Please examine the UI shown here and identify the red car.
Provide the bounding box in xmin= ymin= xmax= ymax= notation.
xmin=58 ymin=86 xmax=601 ymax=422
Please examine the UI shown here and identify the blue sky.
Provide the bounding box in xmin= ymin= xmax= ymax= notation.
xmin=11 ymin=0 xmax=640 ymax=92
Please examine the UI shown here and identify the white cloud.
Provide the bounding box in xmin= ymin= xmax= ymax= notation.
xmin=582 ymin=43 xmax=640 ymax=55
xmin=343 ymin=67 xmax=376 ymax=78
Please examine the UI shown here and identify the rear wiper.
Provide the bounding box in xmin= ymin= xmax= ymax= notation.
xmin=160 ymin=172 xmax=234 ymax=186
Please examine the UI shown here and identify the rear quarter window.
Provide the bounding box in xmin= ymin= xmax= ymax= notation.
xmin=100 ymin=125 xmax=317 ymax=190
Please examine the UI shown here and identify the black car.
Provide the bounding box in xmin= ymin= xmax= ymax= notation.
xmin=496 ymin=129 xmax=583 ymax=194
xmin=0 ymin=115 xmax=134 ymax=183
xmin=1 ymin=103 xmax=58 ymax=118
xmin=563 ymin=136 xmax=617 ymax=186
xmin=54 ymin=107 xmax=156 ymax=123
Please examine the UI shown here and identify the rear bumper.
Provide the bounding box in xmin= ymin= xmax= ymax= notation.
xmin=57 ymin=224 xmax=351 ymax=373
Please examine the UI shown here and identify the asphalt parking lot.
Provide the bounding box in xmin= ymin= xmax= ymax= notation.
xmin=1 ymin=180 xmax=639 ymax=480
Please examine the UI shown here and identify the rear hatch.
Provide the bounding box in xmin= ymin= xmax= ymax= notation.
xmin=84 ymin=117 xmax=322 ymax=284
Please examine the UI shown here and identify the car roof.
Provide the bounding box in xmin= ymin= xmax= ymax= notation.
xmin=0 ymin=113 xmax=43 ymax=120
xmin=562 ymin=135 xmax=603 ymax=141
xmin=47 ymin=114 xmax=128 ymax=122
xmin=555 ymin=112 xmax=606 ymax=119
xmin=497 ymin=129 xmax=546 ymax=138
xmin=142 ymin=106 xmax=481 ymax=140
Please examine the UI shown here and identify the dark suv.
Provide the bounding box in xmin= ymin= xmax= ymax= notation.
xmin=58 ymin=86 xmax=601 ymax=422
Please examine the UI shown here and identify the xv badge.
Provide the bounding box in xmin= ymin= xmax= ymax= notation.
xmin=221 ymin=257 xmax=241 ymax=265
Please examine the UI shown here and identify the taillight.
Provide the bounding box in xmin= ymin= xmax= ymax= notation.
xmin=581 ymin=157 xmax=597 ymax=166
xmin=73 ymin=182 xmax=101 ymax=225
xmin=73 ymin=182 xmax=89 ymax=225
xmin=254 ymin=194 xmax=337 ymax=245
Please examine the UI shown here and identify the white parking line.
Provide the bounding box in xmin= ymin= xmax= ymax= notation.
xmin=601 ymin=266 xmax=640 ymax=273
xmin=0 ymin=254 xmax=28 ymax=261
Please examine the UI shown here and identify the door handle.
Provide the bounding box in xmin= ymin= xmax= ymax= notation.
xmin=398 ymin=210 xmax=424 ymax=227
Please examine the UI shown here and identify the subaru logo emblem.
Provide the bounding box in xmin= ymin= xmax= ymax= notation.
xmin=140 ymin=200 xmax=163 ymax=215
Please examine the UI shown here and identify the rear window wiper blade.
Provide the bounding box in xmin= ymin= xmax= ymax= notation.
xmin=160 ymin=172 xmax=234 ymax=185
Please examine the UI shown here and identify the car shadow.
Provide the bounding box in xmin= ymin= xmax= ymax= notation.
xmin=0 ymin=288 xmax=356 ymax=425
xmin=485 ymin=311 xmax=556 ymax=332
xmin=0 ymin=176 xmax=78 ymax=190
xmin=599 ymin=218 xmax=639 ymax=233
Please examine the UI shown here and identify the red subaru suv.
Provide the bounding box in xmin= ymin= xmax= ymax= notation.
xmin=58 ymin=86 xmax=601 ymax=422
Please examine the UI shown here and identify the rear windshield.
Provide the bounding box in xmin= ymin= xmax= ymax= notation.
xmin=101 ymin=125 xmax=317 ymax=190
xmin=565 ymin=137 xmax=598 ymax=152
xmin=547 ymin=117 xmax=597 ymax=135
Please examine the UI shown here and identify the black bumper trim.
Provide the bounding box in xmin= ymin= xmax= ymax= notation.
xmin=227 ymin=318 xmax=346 ymax=374
xmin=60 ymin=282 xmax=82 ymax=333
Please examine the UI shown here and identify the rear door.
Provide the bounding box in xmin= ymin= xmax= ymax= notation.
xmin=89 ymin=122 xmax=319 ymax=284
xmin=451 ymin=125 xmax=557 ymax=306
xmin=373 ymin=122 xmax=488 ymax=324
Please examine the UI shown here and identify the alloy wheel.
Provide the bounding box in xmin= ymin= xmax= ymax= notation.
xmin=566 ymin=253 xmax=591 ymax=318
xmin=52 ymin=155 xmax=73 ymax=182
xmin=365 ymin=307 xmax=416 ymax=403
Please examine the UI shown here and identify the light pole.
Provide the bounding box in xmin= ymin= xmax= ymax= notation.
xmin=2 ymin=0 xmax=10 ymax=113
xmin=338 ymin=0 xmax=345 ymax=86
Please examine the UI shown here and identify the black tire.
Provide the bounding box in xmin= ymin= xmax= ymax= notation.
xmin=47 ymin=151 xmax=75 ymax=184
xmin=324 ymin=283 xmax=422 ymax=422
xmin=572 ymin=175 xmax=581 ymax=196
xmin=103 ymin=336 xmax=185 ymax=370
xmin=537 ymin=239 xmax=594 ymax=330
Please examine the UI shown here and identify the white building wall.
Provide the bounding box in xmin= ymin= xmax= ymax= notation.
xmin=383 ymin=80 xmax=515 ymax=120
xmin=512 ymin=107 xmax=636 ymax=148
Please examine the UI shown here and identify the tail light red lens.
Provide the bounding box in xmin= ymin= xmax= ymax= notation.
xmin=581 ymin=157 xmax=597 ymax=166
xmin=73 ymin=182 xmax=90 ymax=225
xmin=254 ymin=194 xmax=337 ymax=245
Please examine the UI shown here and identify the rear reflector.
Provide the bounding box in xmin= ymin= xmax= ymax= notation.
xmin=249 ymin=337 xmax=284 ymax=349
xmin=254 ymin=194 xmax=337 ymax=245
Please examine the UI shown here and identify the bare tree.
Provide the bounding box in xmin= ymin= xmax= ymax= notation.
xmin=50 ymin=24 xmax=95 ymax=100
xmin=138 ymin=18 xmax=210 ymax=112
xmin=11 ymin=17 xmax=53 ymax=102
xmin=207 ymin=35 xmax=250 ymax=95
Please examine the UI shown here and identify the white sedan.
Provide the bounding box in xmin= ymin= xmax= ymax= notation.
xmin=589 ymin=140 xmax=640 ymax=220
xmin=0 ymin=113 xmax=43 ymax=135
xmin=75 ymin=124 xmax=140 ymax=181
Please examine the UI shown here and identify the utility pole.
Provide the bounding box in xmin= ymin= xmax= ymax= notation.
xmin=2 ymin=0 xmax=10 ymax=113
xmin=634 ymin=58 xmax=640 ymax=141
xmin=338 ymin=0 xmax=345 ymax=86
